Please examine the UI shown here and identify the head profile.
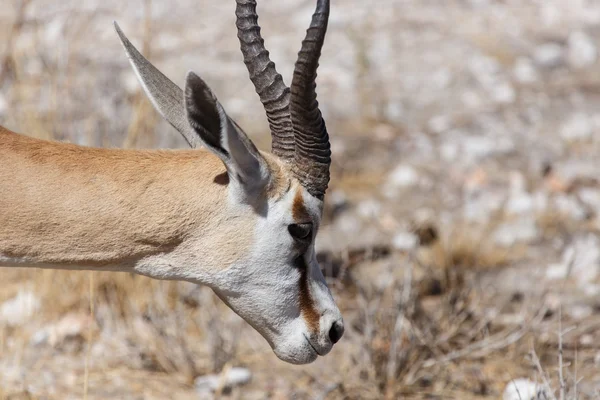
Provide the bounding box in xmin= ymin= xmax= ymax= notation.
xmin=115 ymin=0 xmax=342 ymax=364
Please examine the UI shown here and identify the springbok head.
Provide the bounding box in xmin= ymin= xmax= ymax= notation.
xmin=115 ymin=0 xmax=342 ymax=364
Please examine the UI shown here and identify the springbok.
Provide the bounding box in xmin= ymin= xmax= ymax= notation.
xmin=0 ymin=0 xmax=343 ymax=364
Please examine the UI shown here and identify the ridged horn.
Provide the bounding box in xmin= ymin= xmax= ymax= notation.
xmin=235 ymin=0 xmax=294 ymax=161
xmin=290 ymin=0 xmax=331 ymax=200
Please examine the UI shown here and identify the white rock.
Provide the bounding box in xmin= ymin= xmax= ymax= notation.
xmin=431 ymin=68 xmax=452 ymax=90
xmin=534 ymin=43 xmax=563 ymax=68
xmin=506 ymin=193 xmax=535 ymax=215
xmin=461 ymin=90 xmax=482 ymax=109
xmin=491 ymin=81 xmax=516 ymax=104
xmin=568 ymin=31 xmax=597 ymax=68
xmin=0 ymin=290 xmax=40 ymax=327
xmin=567 ymin=305 xmax=593 ymax=320
xmin=464 ymin=137 xmax=496 ymax=160
xmin=541 ymin=4 xmax=561 ymax=26
xmin=549 ymin=236 xmax=600 ymax=286
xmin=581 ymin=334 xmax=594 ymax=346
xmin=356 ymin=199 xmax=382 ymax=219
xmin=392 ymin=232 xmax=418 ymax=251
xmin=553 ymin=194 xmax=588 ymax=221
xmin=513 ymin=57 xmax=538 ymax=83
xmin=335 ymin=214 xmax=363 ymax=234
xmin=122 ymin=72 xmax=141 ymax=95
xmin=560 ymin=113 xmax=593 ymax=141
xmin=494 ymin=219 xmax=538 ymax=247
xmin=579 ymin=188 xmax=600 ymax=209
xmin=583 ymin=284 xmax=600 ymax=297
xmin=568 ymin=235 xmax=600 ymax=286
xmin=427 ymin=115 xmax=451 ymax=134
xmin=546 ymin=263 xmax=568 ymax=280
xmin=463 ymin=191 xmax=505 ymax=223
xmin=195 ymin=367 xmax=251 ymax=393
xmin=509 ymin=172 xmax=527 ymax=194
xmin=503 ymin=378 xmax=546 ymax=400
xmin=440 ymin=142 xmax=459 ymax=162
xmin=387 ymin=165 xmax=420 ymax=188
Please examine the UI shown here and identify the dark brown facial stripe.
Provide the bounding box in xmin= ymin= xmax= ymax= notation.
xmin=292 ymin=189 xmax=310 ymax=223
xmin=295 ymin=256 xmax=320 ymax=334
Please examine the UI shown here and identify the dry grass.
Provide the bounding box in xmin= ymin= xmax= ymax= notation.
xmin=2 ymin=0 xmax=600 ymax=399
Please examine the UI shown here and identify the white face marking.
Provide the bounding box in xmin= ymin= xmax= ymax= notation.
xmin=209 ymin=184 xmax=343 ymax=364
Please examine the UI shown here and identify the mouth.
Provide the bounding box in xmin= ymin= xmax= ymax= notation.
xmin=304 ymin=334 xmax=322 ymax=356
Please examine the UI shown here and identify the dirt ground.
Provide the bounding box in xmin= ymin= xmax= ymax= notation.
xmin=2 ymin=0 xmax=600 ymax=398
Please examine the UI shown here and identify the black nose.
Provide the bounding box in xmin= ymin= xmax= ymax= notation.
xmin=328 ymin=320 xmax=344 ymax=344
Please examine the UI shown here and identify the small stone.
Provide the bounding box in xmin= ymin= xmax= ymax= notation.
xmin=580 ymin=334 xmax=594 ymax=346
xmin=560 ymin=113 xmax=593 ymax=141
xmin=503 ymin=378 xmax=546 ymax=400
xmin=392 ymin=232 xmax=418 ymax=251
xmin=387 ymin=165 xmax=419 ymax=188
xmin=578 ymin=188 xmax=600 ymax=209
xmin=506 ymin=193 xmax=535 ymax=215
xmin=534 ymin=43 xmax=563 ymax=68
xmin=567 ymin=235 xmax=600 ymax=286
xmin=463 ymin=191 xmax=505 ymax=223
xmin=491 ymin=81 xmax=516 ymax=104
xmin=335 ymin=214 xmax=363 ymax=235
xmin=567 ymin=31 xmax=597 ymax=68
xmin=374 ymin=124 xmax=396 ymax=141
xmin=195 ymin=367 xmax=251 ymax=393
xmin=546 ymin=263 xmax=568 ymax=280
xmin=583 ymin=284 xmax=600 ymax=297
xmin=554 ymin=194 xmax=588 ymax=221
xmin=567 ymin=305 xmax=593 ymax=320
xmin=356 ymin=199 xmax=382 ymax=218
xmin=513 ymin=57 xmax=538 ymax=83
xmin=428 ymin=115 xmax=450 ymax=134
xmin=0 ymin=290 xmax=40 ymax=327
xmin=493 ymin=218 xmax=538 ymax=246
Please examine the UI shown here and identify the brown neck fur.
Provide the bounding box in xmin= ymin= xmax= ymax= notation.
xmin=0 ymin=126 xmax=230 ymax=270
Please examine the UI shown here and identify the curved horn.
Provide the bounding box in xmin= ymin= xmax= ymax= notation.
xmin=235 ymin=0 xmax=294 ymax=161
xmin=290 ymin=0 xmax=331 ymax=200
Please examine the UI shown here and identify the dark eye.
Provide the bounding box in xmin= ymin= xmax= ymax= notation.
xmin=288 ymin=223 xmax=313 ymax=241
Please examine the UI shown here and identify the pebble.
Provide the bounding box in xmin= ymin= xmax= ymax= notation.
xmin=513 ymin=57 xmax=538 ymax=83
xmin=493 ymin=218 xmax=538 ymax=247
xmin=534 ymin=43 xmax=563 ymax=68
xmin=0 ymin=290 xmax=40 ymax=327
xmin=567 ymin=31 xmax=597 ymax=68
xmin=387 ymin=165 xmax=420 ymax=188
xmin=392 ymin=231 xmax=418 ymax=251
xmin=503 ymin=378 xmax=547 ymax=400
xmin=195 ymin=367 xmax=251 ymax=393
xmin=560 ymin=112 xmax=593 ymax=141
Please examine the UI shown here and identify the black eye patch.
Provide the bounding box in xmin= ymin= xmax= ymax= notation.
xmin=288 ymin=223 xmax=313 ymax=241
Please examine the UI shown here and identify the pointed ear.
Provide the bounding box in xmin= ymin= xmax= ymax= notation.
xmin=184 ymin=71 xmax=270 ymax=191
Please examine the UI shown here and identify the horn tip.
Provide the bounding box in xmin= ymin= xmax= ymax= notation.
xmin=316 ymin=0 xmax=330 ymax=13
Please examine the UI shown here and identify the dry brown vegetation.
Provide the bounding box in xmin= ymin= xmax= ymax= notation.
xmin=3 ymin=0 xmax=600 ymax=398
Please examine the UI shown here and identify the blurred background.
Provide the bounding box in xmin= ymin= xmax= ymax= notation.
xmin=2 ymin=0 xmax=600 ymax=398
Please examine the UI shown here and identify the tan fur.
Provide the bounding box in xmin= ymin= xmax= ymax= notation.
xmin=0 ymin=126 xmax=287 ymax=273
